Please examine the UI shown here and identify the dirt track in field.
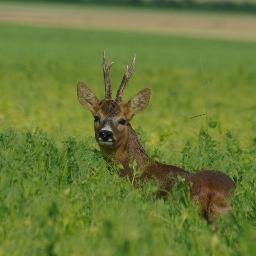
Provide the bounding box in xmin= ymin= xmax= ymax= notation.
xmin=0 ymin=3 xmax=256 ymax=42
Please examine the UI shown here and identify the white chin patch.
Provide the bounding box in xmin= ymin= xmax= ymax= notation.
xmin=98 ymin=138 xmax=114 ymax=146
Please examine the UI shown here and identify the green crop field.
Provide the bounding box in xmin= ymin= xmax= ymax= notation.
xmin=0 ymin=23 xmax=256 ymax=255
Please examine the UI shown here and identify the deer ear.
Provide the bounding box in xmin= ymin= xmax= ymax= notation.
xmin=77 ymin=81 xmax=99 ymax=114
xmin=126 ymin=88 xmax=151 ymax=120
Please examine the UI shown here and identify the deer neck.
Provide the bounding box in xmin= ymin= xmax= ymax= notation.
xmin=100 ymin=124 xmax=152 ymax=170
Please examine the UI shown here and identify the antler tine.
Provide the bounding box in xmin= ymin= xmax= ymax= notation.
xmin=103 ymin=51 xmax=114 ymax=99
xmin=115 ymin=54 xmax=136 ymax=102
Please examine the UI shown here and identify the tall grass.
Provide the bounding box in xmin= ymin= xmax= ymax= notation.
xmin=0 ymin=128 xmax=255 ymax=255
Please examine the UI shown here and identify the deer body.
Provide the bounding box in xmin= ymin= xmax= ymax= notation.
xmin=77 ymin=53 xmax=235 ymax=224
xmin=101 ymin=123 xmax=234 ymax=223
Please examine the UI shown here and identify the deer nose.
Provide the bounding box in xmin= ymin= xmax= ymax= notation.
xmin=99 ymin=130 xmax=113 ymax=141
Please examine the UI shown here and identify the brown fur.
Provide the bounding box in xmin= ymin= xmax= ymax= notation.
xmin=100 ymin=124 xmax=235 ymax=224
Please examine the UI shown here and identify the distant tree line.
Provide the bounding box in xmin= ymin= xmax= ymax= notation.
xmin=4 ymin=0 xmax=256 ymax=12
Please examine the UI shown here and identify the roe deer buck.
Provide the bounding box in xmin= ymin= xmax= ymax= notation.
xmin=77 ymin=53 xmax=235 ymax=224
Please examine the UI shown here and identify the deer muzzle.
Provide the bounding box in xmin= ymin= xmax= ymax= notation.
xmin=98 ymin=129 xmax=114 ymax=146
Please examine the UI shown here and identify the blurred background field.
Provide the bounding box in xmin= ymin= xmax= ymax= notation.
xmin=0 ymin=23 xmax=255 ymax=146
xmin=0 ymin=1 xmax=256 ymax=255
xmin=1 ymin=1 xmax=256 ymax=41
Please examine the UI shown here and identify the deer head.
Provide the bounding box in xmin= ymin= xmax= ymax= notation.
xmin=77 ymin=52 xmax=151 ymax=150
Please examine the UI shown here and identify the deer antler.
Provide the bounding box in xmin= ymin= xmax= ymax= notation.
xmin=115 ymin=55 xmax=136 ymax=102
xmin=103 ymin=51 xmax=114 ymax=99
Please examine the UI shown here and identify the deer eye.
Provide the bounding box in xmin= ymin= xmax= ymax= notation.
xmin=118 ymin=118 xmax=126 ymax=125
xmin=94 ymin=116 xmax=100 ymax=122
